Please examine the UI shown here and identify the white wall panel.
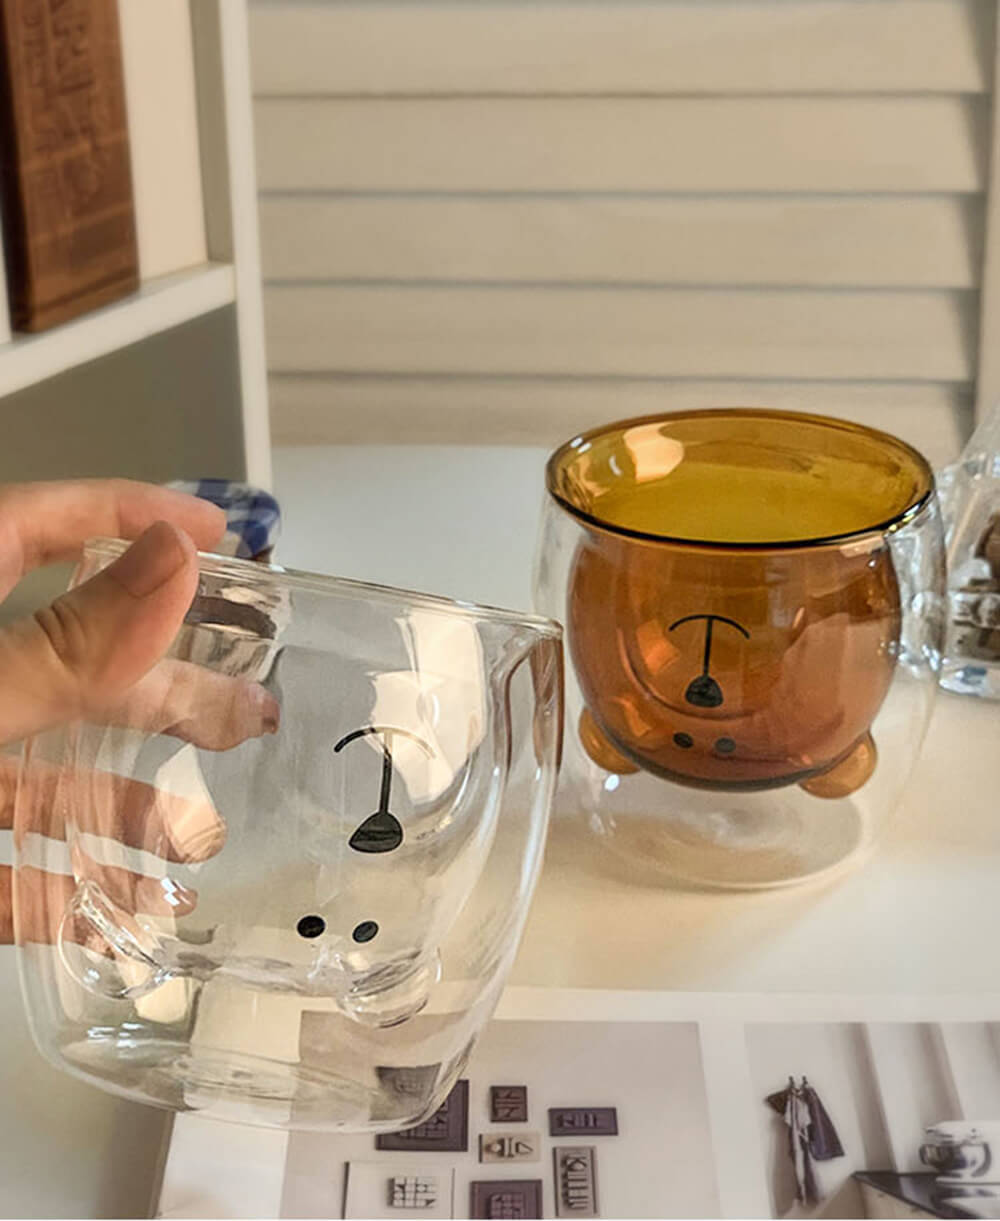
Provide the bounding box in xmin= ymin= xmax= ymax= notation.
xmin=261 ymin=195 xmax=983 ymax=289
xmin=255 ymin=97 xmax=987 ymax=194
xmin=250 ymin=0 xmax=995 ymax=445
xmin=268 ymin=375 xmax=970 ymax=464
xmin=250 ymin=1 xmax=993 ymax=96
xmin=265 ymin=284 xmax=975 ymax=381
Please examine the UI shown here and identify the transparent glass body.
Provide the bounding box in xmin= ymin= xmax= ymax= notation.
xmin=534 ymin=409 xmax=945 ymax=889
xmin=939 ymin=401 xmax=1000 ymax=698
xmin=15 ymin=541 xmax=562 ymax=1130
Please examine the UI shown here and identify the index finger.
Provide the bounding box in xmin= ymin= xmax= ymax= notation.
xmin=0 ymin=753 xmax=226 ymax=864
xmin=0 ymin=479 xmax=226 ymax=599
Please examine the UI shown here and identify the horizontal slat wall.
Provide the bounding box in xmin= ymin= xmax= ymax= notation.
xmin=250 ymin=0 xmax=994 ymax=450
xmin=256 ymin=98 xmax=988 ymax=193
xmin=261 ymin=196 xmax=983 ymax=287
xmin=266 ymin=285 xmax=974 ymax=380
xmin=272 ymin=376 xmax=968 ymax=466
xmin=250 ymin=0 xmax=992 ymax=95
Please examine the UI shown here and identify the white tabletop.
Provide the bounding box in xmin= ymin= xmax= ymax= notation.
xmin=270 ymin=443 xmax=999 ymax=998
xmin=158 ymin=440 xmax=1000 ymax=1219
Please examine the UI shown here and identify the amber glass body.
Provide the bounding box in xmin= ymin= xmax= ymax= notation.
xmin=550 ymin=410 xmax=934 ymax=795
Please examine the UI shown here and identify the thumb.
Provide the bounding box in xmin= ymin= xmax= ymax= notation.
xmin=0 ymin=522 xmax=199 ymax=745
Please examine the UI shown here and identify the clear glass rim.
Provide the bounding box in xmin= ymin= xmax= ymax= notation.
xmin=545 ymin=407 xmax=937 ymax=552
xmin=84 ymin=538 xmax=562 ymax=638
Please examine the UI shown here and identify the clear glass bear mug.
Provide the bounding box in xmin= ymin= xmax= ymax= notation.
xmin=14 ymin=541 xmax=562 ymax=1130
xmin=535 ymin=409 xmax=945 ymax=889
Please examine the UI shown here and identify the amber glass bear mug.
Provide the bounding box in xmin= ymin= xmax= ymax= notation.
xmin=535 ymin=410 xmax=945 ymax=888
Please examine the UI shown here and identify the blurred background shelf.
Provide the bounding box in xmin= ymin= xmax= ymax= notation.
xmin=0 ymin=0 xmax=269 ymax=490
xmin=0 ymin=263 xmax=236 ymax=399
xmin=0 ymin=5 xmax=270 ymax=1219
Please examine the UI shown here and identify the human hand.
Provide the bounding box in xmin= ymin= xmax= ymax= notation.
xmin=0 ymin=479 xmax=279 ymax=944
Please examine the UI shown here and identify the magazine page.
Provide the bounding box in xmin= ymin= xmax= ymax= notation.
xmin=156 ymin=990 xmax=1000 ymax=1221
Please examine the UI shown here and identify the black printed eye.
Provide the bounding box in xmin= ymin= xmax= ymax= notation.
xmin=352 ymin=920 xmax=379 ymax=944
xmin=715 ymin=737 xmax=736 ymax=755
xmin=297 ymin=914 xmax=326 ymax=939
xmin=673 ymin=732 xmax=694 ymax=749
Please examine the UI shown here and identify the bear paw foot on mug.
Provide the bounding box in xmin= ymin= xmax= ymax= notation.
xmin=578 ymin=709 xmax=640 ymax=774
xmin=799 ymin=732 xmax=878 ymax=799
xmin=339 ymin=953 xmax=441 ymax=1029
xmin=58 ymin=880 xmax=175 ymax=1000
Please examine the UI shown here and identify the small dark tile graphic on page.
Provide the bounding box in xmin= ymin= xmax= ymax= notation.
xmin=554 ymin=1147 xmax=599 ymax=1219
xmin=479 ymin=1131 xmax=541 ymax=1163
xmin=469 ymin=1179 xmax=543 ymax=1220
xmin=375 ymin=1079 xmax=469 ymax=1152
xmin=388 ymin=1175 xmax=439 ymax=1210
xmin=548 ymin=1107 xmax=618 ymax=1137
xmin=490 ymin=1085 xmax=528 ymax=1123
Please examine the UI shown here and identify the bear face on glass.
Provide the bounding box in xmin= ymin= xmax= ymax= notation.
xmin=17 ymin=539 xmax=561 ymax=1133
xmin=569 ymin=532 xmax=899 ymax=797
xmin=59 ymin=588 xmax=509 ymax=1028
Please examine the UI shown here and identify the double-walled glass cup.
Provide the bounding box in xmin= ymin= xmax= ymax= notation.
xmin=535 ymin=409 xmax=944 ymax=889
xmin=15 ymin=542 xmax=562 ymax=1130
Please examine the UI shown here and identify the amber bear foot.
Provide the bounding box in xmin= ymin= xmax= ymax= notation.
xmin=800 ymin=732 xmax=877 ymax=799
xmin=578 ymin=709 xmax=640 ymax=774
xmin=578 ymin=707 xmax=877 ymax=796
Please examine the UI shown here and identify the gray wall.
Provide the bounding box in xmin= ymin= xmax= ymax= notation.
xmin=0 ymin=972 xmax=171 ymax=1220
xmin=0 ymin=306 xmax=245 ymax=624
xmin=0 ymin=307 xmax=244 ymax=484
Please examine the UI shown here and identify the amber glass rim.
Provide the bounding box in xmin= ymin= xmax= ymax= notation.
xmin=545 ymin=407 xmax=936 ymax=551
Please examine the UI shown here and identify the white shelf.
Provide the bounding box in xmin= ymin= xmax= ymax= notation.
xmin=0 ymin=262 xmax=236 ymax=399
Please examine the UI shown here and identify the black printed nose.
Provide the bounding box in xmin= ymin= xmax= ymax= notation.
xmin=349 ymin=810 xmax=403 ymax=854
xmin=685 ymin=674 xmax=724 ymax=708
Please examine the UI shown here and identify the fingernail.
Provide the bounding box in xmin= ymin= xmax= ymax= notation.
xmin=159 ymin=876 xmax=199 ymax=916
xmin=249 ymin=684 xmax=281 ymax=735
xmin=168 ymin=803 xmax=227 ymax=864
xmin=111 ymin=522 xmax=191 ymax=599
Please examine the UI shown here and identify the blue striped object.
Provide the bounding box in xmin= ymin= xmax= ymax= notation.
xmin=166 ymin=480 xmax=281 ymax=560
